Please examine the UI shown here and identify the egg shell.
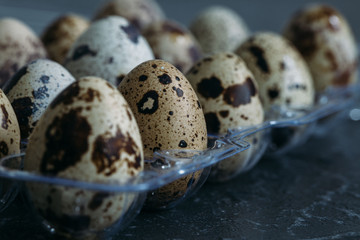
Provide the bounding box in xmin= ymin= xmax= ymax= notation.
xmin=3 ymin=59 xmax=75 ymax=139
xmin=142 ymin=20 xmax=202 ymax=73
xmin=42 ymin=14 xmax=90 ymax=64
xmin=186 ymin=52 xmax=264 ymax=134
xmin=94 ymin=0 xmax=165 ymax=31
xmin=186 ymin=53 xmax=264 ymax=181
xmin=236 ymin=32 xmax=315 ymax=111
xmin=24 ymin=76 xmax=144 ymax=232
xmin=118 ymin=59 xmax=207 ymax=157
xmin=64 ymin=16 xmax=154 ymax=86
xmin=118 ymin=59 xmax=207 ymax=208
xmin=190 ymin=6 xmax=249 ymax=56
xmin=0 ymin=89 xmax=20 ymax=158
xmin=0 ymin=18 xmax=47 ymax=88
xmin=283 ymin=4 xmax=358 ymax=92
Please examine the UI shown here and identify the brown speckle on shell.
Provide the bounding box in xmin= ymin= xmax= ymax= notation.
xmin=139 ymin=75 xmax=148 ymax=81
xmin=204 ymin=112 xmax=220 ymax=134
xmin=92 ymin=128 xmax=141 ymax=176
xmin=71 ymin=44 xmax=97 ymax=61
xmin=32 ymin=86 xmax=49 ymax=100
xmin=0 ymin=141 xmax=9 ymax=156
xmin=88 ymin=192 xmax=110 ymax=211
xmin=1 ymin=104 xmax=9 ymax=129
xmin=223 ymin=77 xmax=257 ymax=107
xmin=40 ymin=75 xmax=50 ymax=83
xmin=178 ymin=140 xmax=187 ymax=148
xmin=11 ymin=97 xmax=33 ymax=139
xmin=197 ymin=76 xmax=224 ymax=99
xmin=136 ymin=90 xmax=159 ymax=114
xmin=158 ymin=73 xmax=172 ymax=85
xmin=248 ymin=46 xmax=269 ymax=73
xmin=267 ymin=87 xmax=280 ymax=100
xmin=120 ymin=24 xmax=140 ymax=44
xmin=40 ymin=108 xmax=91 ymax=175
xmin=219 ymin=110 xmax=229 ymax=118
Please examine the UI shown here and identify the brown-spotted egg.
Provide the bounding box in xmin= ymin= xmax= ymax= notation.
xmin=142 ymin=20 xmax=202 ymax=73
xmin=236 ymin=32 xmax=315 ymax=111
xmin=0 ymin=89 xmax=20 ymax=158
xmin=64 ymin=16 xmax=154 ymax=86
xmin=283 ymin=4 xmax=358 ymax=92
xmin=3 ymin=59 xmax=75 ymax=139
xmin=94 ymin=0 xmax=165 ymax=31
xmin=0 ymin=18 xmax=47 ymax=88
xmin=190 ymin=6 xmax=249 ymax=56
xmin=186 ymin=53 xmax=264 ymax=181
xmin=118 ymin=59 xmax=207 ymax=208
xmin=24 ymin=76 xmax=144 ymax=234
xmin=42 ymin=14 xmax=90 ymax=64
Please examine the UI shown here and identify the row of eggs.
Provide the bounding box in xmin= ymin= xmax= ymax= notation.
xmin=0 ymin=0 xmax=358 ymax=235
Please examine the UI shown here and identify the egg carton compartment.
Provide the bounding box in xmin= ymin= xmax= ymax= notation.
xmin=0 ymin=82 xmax=357 ymax=238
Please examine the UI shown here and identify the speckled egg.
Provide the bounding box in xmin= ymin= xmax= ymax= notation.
xmin=118 ymin=59 xmax=207 ymax=208
xmin=24 ymin=76 xmax=144 ymax=234
xmin=0 ymin=18 xmax=47 ymax=88
xmin=186 ymin=53 xmax=264 ymax=181
xmin=142 ymin=20 xmax=202 ymax=73
xmin=42 ymin=14 xmax=90 ymax=64
xmin=94 ymin=0 xmax=165 ymax=31
xmin=189 ymin=6 xmax=249 ymax=56
xmin=0 ymin=89 xmax=20 ymax=158
xmin=3 ymin=59 xmax=75 ymax=139
xmin=64 ymin=16 xmax=154 ymax=86
xmin=187 ymin=53 xmax=263 ymax=134
xmin=283 ymin=4 xmax=358 ymax=92
xmin=236 ymin=32 xmax=315 ymax=111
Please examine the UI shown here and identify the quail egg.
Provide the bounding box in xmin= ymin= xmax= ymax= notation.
xmin=94 ymin=0 xmax=165 ymax=31
xmin=0 ymin=18 xmax=47 ymax=88
xmin=190 ymin=6 xmax=249 ymax=56
xmin=42 ymin=14 xmax=90 ymax=64
xmin=236 ymin=32 xmax=315 ymax=111
xmin=142 ymin=20 xmax=202 ymax=73
xmin=118 ymin=59 xmax=207 ymax=209
xmin=283 ymin=4 xmax=358 ymax=92
xmin=25 ymin=76 xmax=144 ymax=235
xmin=64 ymin=16 xmax=154 ymax=86
xmin=186 ymin=53 xmax=264 ymax=181
xmin=3 ymin=59 xmax=75 ymax=139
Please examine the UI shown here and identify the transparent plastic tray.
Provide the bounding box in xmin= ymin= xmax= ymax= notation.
xmin=0 ymin=82 xmax=358 ymax=238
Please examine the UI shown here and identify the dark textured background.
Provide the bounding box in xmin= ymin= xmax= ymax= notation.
xmin=0 ymin=1 xmax=360 ymax=239
xmin=0 ymin=0 xmax=359 ymax=39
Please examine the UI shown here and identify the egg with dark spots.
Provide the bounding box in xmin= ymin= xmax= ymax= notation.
xmin=118 ymin=59 xmax=207 ymax=209
xmin=94 ymin=0 xmax=165 ymax=31
xmin=41 ymin=14 xmax=90 ymax=64
xmin=24 ymin=76 xmax=144 ymax=234
xmin=64 ymin=16 xmax=154 ymax=86
xmin=0 ymin=89 xmax=20 ymax=158
xmin=236 ymin=32 xmax=315 ymax=111
xmin=0 ymin=18 xmax=47 ymax=88
xmin=190 ymin=6 xmax=249 ymax=56
xmin=283 ymin=4 xmax=358 ymax=92
xmin=3 ymin=59 xmax=75 ymax=139
xmin=142 ymin=20 xmax=202 ymax=73
xmin=186 ymin=52 xmax=264 ymax=181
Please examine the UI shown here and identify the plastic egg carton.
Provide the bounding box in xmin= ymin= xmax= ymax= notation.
xmin=0 ymin=83 xmax=357 ymax=238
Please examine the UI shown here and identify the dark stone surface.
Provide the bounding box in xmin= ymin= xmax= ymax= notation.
xmin=1 ymin=115 xmax=360 ymax=239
